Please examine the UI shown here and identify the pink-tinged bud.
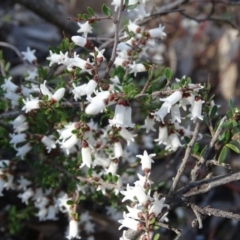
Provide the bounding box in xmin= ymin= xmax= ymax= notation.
xmin=51 ymin=88 xmax=65 ymax=102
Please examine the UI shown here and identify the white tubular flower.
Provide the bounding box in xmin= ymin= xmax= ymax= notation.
xmin=1 ymin=77 xmax=19 ymax=92
xmin=86 ymin=79 xmax=98 ymax=96
xmin=147 ymin=24 xmax=167 ymax=39
xmin=25 ymin=68 xmax=38 ymax=81
xmin=4 ymin=173 xmax=14 ymax=190
xmin=51 ymin=87 xmax=65 ymax=102
xmin=40 ymin=80 xmax=52 ymax=99
xmin=4 ymin=90 xmax=21 ymax=107
xmin=114 ymin=57 xmax=128 ymax=67
xmin=191 ymin=96 xmax=204 ymax=121
xmin=136 ymin=150 xmax=156 ymax=174
xmin=46 ymin=50 xmax=62 ymax=66
xmin=70 ymin=56 xmax=93 ymax=74
xmin=66 ymin=219 xmax=81 ymax=239
xmin=72 ymin=83 xmax=87 ymax=101
xmin=15 ymin=143 xmax=32 ymax=159
xmin=179 ymin=92 xmax=194 ymax=111
xmin=45 ymin=205 xmax=58 ymax=220
xmin=121 ymin=184 xmax=137 ymax=202
xmin=107 ymin=158 xmax=118 ymax=175
xmin=149 ymin=197 xmax=168 ymax=217
xmin=170 ymin=104 xmax=181 ymax=123
xmin=160 ymin=90 xmax=183 ymax=112
xmin=166 ymin=132 xmax=182 ymax=151
xmin=22 ymin=95 xmax=41 ymax=113
xmin=90 ymin=47 xmax=106 ymax=63
xmin=155 ymin=102 xmax=169 ymax=122
xmin=77 ymin=21 xmax=92 ymax=38
xmin=80 ymin=140 xmax=92 ymax=168
xmin=126 ymin=206 xmax=142 ymax=220
xmin=10 ymin=133 xmax=27 ymax=148
xmin=134 ymin=184 xmax=149 ymax=205
xmin=135 ymin=173 xmax=153 ymax=188
xmin=142 ymin=113 xmax=156 ymax=133
xmin=72 ymin=36 xmax=87 ymax=47
xmin=10 ymin=115 xmax=28 ymax=133
xmin=128 ymin=20 xmax=141 ymax=33
xmin=21 ymin=47 xmax=37 ymax=63
xmin=85 ymin=91 xmax=110 ymax=115
xmin=41 ymin=135 xmax=56 ymax=153
xmin=119 ymin=128 xmax=136 ymax=145
xmin=118 ymin=212 xmax=143 ymax=231
xmin=109 ymin=100 xmax=134 ymax=128
xmin=17 ymin=176 xmax=32 ymax=190
xmin=155 ymin=123 xmax=168 ymax=145
xmin=114 ymin=140 xmax=123 ymax=158
xmin=18 ymin=188 xmax=34 ymax=204
xmin=60 ymin=134 xmax=78 ymax=154
xmin=35 ymin=208 xmax=48 ymax=221
xmin=129 ymin=61 xmax=147 ymax=77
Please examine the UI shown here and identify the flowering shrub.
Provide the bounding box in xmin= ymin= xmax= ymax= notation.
xmin=1 ymin=1 xmax=240 ymax=240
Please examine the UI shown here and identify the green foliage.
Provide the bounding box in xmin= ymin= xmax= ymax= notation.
xmin=153 ymin=233 xmax=160 ymax=240
xmin=218 ymin=145 xmax=228 ymax=163
xmin=102 ymin=4 xmax=112 ymax=17
xmin=87 ymin=7 xmax=95 ymax=16
xmin=164 ymin=67 xmax=172 ymax=80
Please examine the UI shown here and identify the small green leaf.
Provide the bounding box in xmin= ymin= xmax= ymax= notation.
xmin=127 ymin=3 xmax=138 ymax=10
xmin=164 ymin=67 xmax=172 ymax=79
xmin=153 ymin=233 xmax=160 ymax=240
xmin=232 ymin=120 xmax=238 ymax=127
xmin=218 ymin=146 xmax=228 ymax=163
xmin=149 ymin=217 xmax=156 ymax=225
xmin=87 ymin=7 xmax=95 ymax=16
xmin=200 ymin=145 xmax=207 ymax=157
xmin=107 ymin=172 xmax=112 ymax=182
xmin=226 ymin=143 xmax=240 ymax=153
xmin=88 ymin=168 xmax=92 ymax=177
xmin=229 ymin=99 xmax=234 ymax=113
xmin=209 ymin=105 xmax=218 ymax=119
xmin=192 ymin=142 xmax=200 ymax=154
xmin=83 ymin=14 xmax=89 ymax=20
xmin=102 ymin=4 xmax=112 ymax=16
xmin=66 ymin=200 xmax=74 ymax=205
xmin=113 ymin=175 xmax=119 ymax=183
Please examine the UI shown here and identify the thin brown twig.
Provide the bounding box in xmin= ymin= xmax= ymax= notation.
xmin=140 ymin=65 xmax=155 ymax=94
xmin=181 ymin=172 xmax=240 ymax=197
xmin=170 ymin=121 xmax=200 ymax=193
xmin=190 ymin=203 xmax=240 ymax=221
xmin=103 ymin=0 xmax=124 ymax=79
